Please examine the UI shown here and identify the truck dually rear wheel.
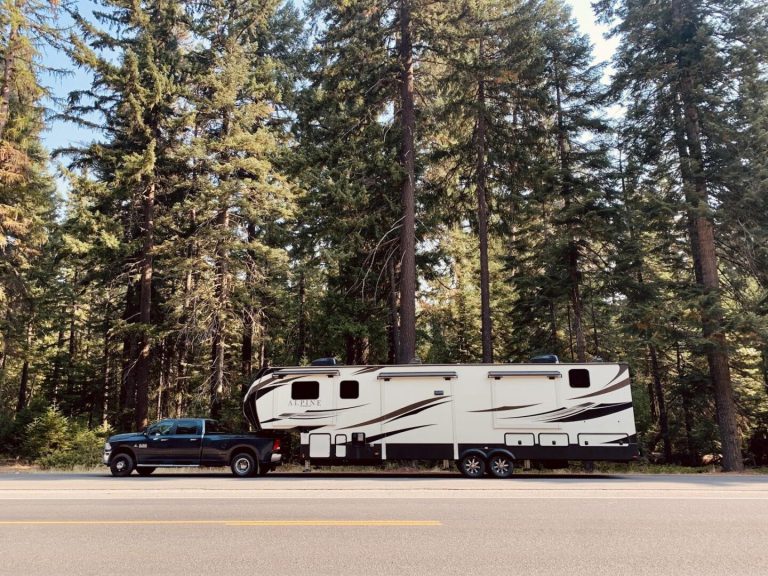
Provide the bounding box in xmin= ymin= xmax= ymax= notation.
xmin=230 ymin=452 xmax=256 ymax=478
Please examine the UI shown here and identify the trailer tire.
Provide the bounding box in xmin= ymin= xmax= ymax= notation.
xmin=488 ymin=454 xmax=514 ymax=478
xmin=458 ymin=453 xmax=486 ymax=478
xmin=231 ymin=452 xmax=256 ymax=478
xmin=136 ymin=467 xmax=156 ymax=476
xmin=109 ymin=453 xmax=134 ymax=477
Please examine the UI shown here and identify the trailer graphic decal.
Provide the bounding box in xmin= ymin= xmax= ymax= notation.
xmin=569 ymin=366 xmax=629 ymax=400
xmin=469 ymin=404 xmax=539 ymax=413
xmin=338 ymin=396 xmax=450 ymax=430
xmin=545 ymin=402 xmax=633 ymax=423
xmin=365 ymin=424 xmax=435 ymax=443
xmin=502 ymin=401 xmax=633 ymax=423
xmin=569 ymin=377 xmax=630 ymax=400
xmin=353 ymin=366 xmax=385 ymax=375
xmin=386 ymin=400 xmax=452 ymax=423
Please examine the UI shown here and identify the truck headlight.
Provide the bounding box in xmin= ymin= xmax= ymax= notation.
xmin=104 ymin=442 xmax=111 ymax=451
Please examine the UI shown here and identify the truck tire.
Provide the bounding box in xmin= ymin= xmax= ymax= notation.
xmin=231 ymin=452 xmax=256 ymax=478
xmin=488 ymin=454 xmax=513 ymax=478
xmin=457 ymin=453 xmax=486 ymax=478
xmin=110 ymin=453 xmax=134 ymax=477
xmin=136 ymin=467 xmax=156 ymax=476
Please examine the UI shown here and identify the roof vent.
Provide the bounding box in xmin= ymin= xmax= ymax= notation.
xmin=530 ymin=354 xmax=559 ymax=364
xmin=310 ymin=357 xmax=339 ymax=366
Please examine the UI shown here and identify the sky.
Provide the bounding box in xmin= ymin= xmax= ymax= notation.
xmin=40 ymin=0 xmax=617 ymax=161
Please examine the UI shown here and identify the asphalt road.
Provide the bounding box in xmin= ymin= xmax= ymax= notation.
xmin=1 ymin=472 xmax=766 ymax=576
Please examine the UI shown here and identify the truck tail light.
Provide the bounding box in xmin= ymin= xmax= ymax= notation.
xmin=272 ymin=437 xmax=281 ymax=452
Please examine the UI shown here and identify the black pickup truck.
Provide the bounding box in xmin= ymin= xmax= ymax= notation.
xmin=103 ymin=418 xmax=281 ymax=478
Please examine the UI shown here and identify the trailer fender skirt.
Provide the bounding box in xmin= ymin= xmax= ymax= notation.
xmin=459 ymin=448 xmax=491 ymax=461
xmin=486 ymin=448 xmax=516 ymax=461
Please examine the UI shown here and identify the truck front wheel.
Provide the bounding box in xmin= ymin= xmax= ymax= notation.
xmin=110 ymin=453 xmax=134 ymax=477
xmin=231 ymin=453 xmax=256 ymax=478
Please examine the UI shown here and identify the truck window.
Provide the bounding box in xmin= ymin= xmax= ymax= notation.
xmin=175 ymin=421 xmax=201 ymax=435
xmin=569 ymin=369 xmax=591 ymax=388
xmin=146 ymin=421 xmax=174 ymax=436
xmin=205 ymin=421 xmax=230 ymax=434
xmin=292 ymin=381 xmax=319 ymax=400
xmin=340 ymin=380 xmax=359 ymax=399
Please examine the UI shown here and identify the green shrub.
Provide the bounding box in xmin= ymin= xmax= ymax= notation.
xmin=37 ymin=427 xmax=105 ymax=469
xmin=23 ymin=408 xmax=71 ymax=460
xmin=19 ymin=407 xmax=108 ymax=469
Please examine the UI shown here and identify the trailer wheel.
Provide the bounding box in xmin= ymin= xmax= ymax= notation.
xmin=488 ymin=454 xmax=514 ymax=478
xmin=458 ymin=454 xmax=486 ymax=478
xmin=136 ymin=467 xmax=156 ymax=477
xmin=231 ymin=452 xmax=256 ymax=478
xmin=109 ymin=453 xmax=134 ymax=477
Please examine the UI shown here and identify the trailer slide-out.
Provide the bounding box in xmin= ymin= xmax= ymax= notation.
xmin=243 ymin=362 xmax=638 ymax=477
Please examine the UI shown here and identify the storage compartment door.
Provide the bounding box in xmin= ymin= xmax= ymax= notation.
xmin=309 ymin=433 xmax=331 ymax=458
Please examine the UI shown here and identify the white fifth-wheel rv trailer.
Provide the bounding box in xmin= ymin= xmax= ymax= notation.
xmin=243 ymin=362 xmax=638 ymax=477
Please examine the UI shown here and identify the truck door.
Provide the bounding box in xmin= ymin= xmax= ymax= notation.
xmin=141 ymin=419 xmax=176 ymax=464
xmin=164 ymin=419 xmax=204 ymax=465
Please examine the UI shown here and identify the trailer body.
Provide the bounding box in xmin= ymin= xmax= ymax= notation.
xmin=243 ymin=363 xmax=638 ymax=473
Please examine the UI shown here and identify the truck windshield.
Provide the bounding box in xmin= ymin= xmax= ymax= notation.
xmin=146 ymin=421 xmax=174 ymax=436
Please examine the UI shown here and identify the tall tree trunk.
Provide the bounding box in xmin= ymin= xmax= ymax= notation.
xmin=553 ymin=52 xmax=586 ymax=362
xmin=51 ymin=328 xmax=65 ymax=406
xmin=16 ymin=323 xmax=32 ymax=413
xmin=387 ymin=257 xmax=399 ymax=364
xmin=0 ymin=13 xmax=18 ymax=140
xmin=649 ymin=344 xmax=672 ymax=462
xmin=397 ymin=0 xmax=417 ymax=364
xmin=134 ymin=180 xmax=156 ymax=431
xmin=119 ymin=282 xmax=139 ymax=430
xmin=101 ymin=309 xmax=111 ymax=427
xmin=671 ymin=0 xmax=743 ymax=470
xmin=476 ymin=38 xmax=493 ymax=363
xmin=65 ymin=270 xmax=79 ymax=403
xmin=242 ymin=223 xmax=256 ymax=375
xmin=295 ymin=271 xmax=306 ymax=364
xmin=210 ymin=208 xmax=229 ymax=420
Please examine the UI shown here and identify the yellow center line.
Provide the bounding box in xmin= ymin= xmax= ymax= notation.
xmin=0 ymin=519 xmax=441 ymax=527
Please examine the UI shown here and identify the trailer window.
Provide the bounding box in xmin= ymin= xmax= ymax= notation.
xmin=292 ymin=381 xmax=320 ymax=400
xmin=569 ymin=369 xmax=590 ymax=388
xmin=340 ymin=380 xmax=359 ymax=399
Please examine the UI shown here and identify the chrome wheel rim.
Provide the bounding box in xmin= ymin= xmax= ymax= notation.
xmin=115 ymin=459 xmax=126 ymax=471
xmin=491 ymin=458 xmax=510 ymax=477
xmin=235 ymin=458 xmax=250 ymax=473
xmin=464 ymin=456 xmax=482 ymax=476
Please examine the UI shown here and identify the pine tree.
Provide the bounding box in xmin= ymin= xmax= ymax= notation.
xmin=595 ymin=0 xmax=768 ymax=470
xmin=0 ymin=0 xmax=59 ymax=413
xmin=66 ymin=0 xmax=187 ymax=429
